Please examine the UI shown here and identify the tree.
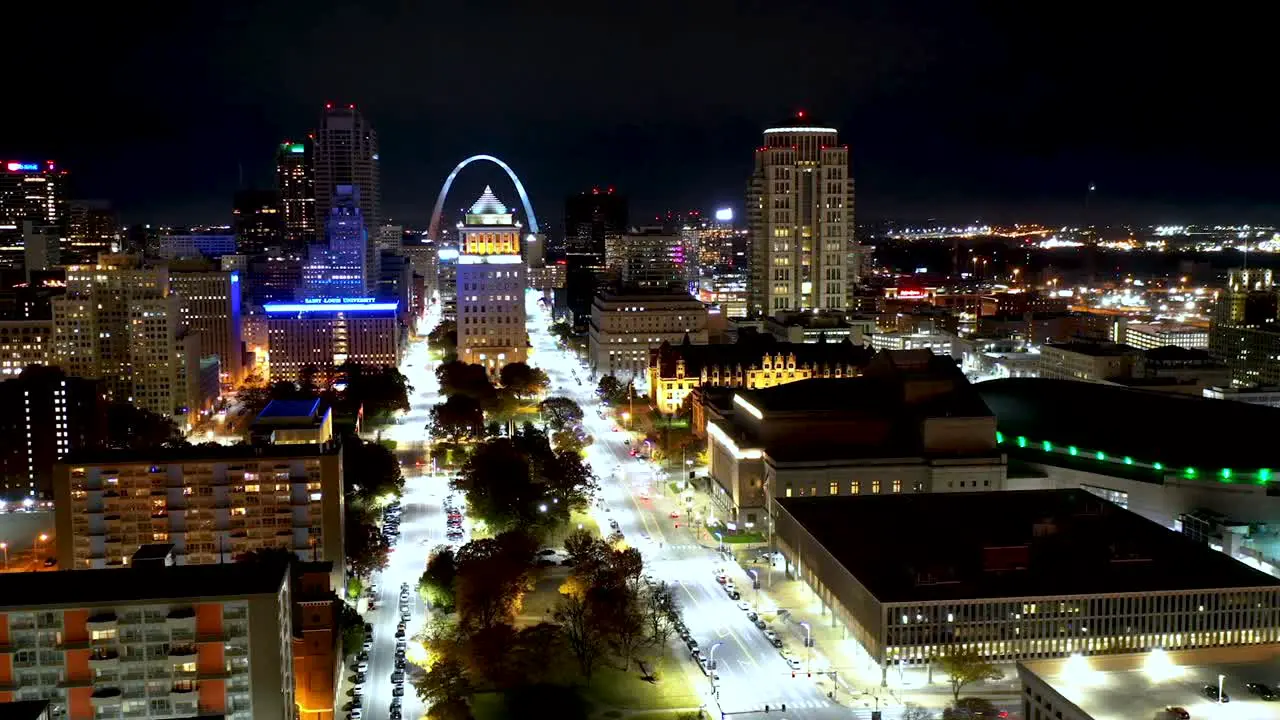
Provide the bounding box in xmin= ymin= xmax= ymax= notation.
xmin=463 ymin=623 xmax=520 ymax=689
xmin=937 ymin=649 xmax=1003 ymax=702
xmin=498 ymin=362 xmax=550 ymax=399
xmin=595 ymin=375 xmax=629 ymax=406
xmin=598 ymin=584 xmax=648 ymax=671
xmin=338 ymin=599 xmax=365 ymax=658
xmin=428 ymin=320 xmax=459 ymax=363
xmin=105 ymin=402 xmax=183 ymax=450
xmin=413 ymin=655 xmax=472 ymax=711
xmin=436 ymin=361 xmax=496 ymax=403
xmin=551 ymin=427 xmax=588 ymax=455
xmin=538 ymin=396 xmax=584 ymax=431
xmin=641 ymin=581 xmax=678 ymax=648
xmin=510 ymin=622 xmax=566 ymax=686
xmin=549 ymin=321 xmax=574 ymax=346
xmin=338 ymin=363 xmax=412 ymax=423
xmin=453 ymin=532 xmax=536 ymax=631
xmin=428 ymin=698 xmax=475 ymax=720
xmin=344 ymin=505 xmax=391 ymax=579
xmin=430 ymin=395 xmax=485 ymax=443
xmin=419 ymin=546 xmax=459 ymax=612
xmin=344 ymin=439 xmax=404 ymax=504
xmin=902 ymin=703 xmax=934 ymax=720
xmin=554 ymin=589 xmax=606 ymax=683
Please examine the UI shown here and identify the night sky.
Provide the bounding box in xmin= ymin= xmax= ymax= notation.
xmin=7 ymin=1 xmax=1277 ymax=228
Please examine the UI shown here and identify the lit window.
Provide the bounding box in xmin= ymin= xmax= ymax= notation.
xmin=871 ymin=480 xmax=881 ymax=494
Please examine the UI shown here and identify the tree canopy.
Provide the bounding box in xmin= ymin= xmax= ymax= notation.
xmin=430 ymin=395 xmax=485 ymax=443
xmin=498 ymin=362 xmax=550 ymax=399
xmin=419 ymin=545 xmax=459 ymax=612
xmin=437 ymin=361 xmax=497 ymax=404
xmin=428 ymin=320 xmax=459 ymax=363
xmin=337 ymin=362 xmax=412 ymax=422
xmin=595 ymin=375 xmax=630 ymax=406
xmin=343 ymin=438 xmax=405 ymax=503
xmin=538 ymin=396 xmax=584 ymax=431
xmin=344 ymin=504 xmax=391 ymax=579
xmin=105 ymin=402 xmax=184 ymax=450
xmin=453 ymin=531 xmax=537 ymax=631
xmin=937 ymin=649 xmax=1003 ymax=701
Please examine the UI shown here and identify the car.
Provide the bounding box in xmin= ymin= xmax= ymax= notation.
xmin=785 ymin=656 xmax=802 ymax=670
xmin=1246 ymin=683 xmax=1278 ymax=700
xmin=686 ymin=637 xmax=699 ymax=651
xmin=391 ymin=670 xmax=405 ymax=684
xmin=355 ymin=661 xmax=368 ymax=672
xmin=1162 ymin=708 xmax=1190 ymax=720
xmin=392 ymin=685 xmax=404 ymax=697
xmin=746 ymin=611 xmax=758 ymax=622
xmin=698 ymin=658 xmax=720 ymax=680
xmin=754 ymin=617 xmax=767 ymax=629
xmin=352 ymin=685 xmax=363 ymax=697
xmin=363 ymin=622 xmax=373 ymax=634
xmin=390 ymin=698 xmax=402 ymax=710
xmin=361 ymin=640 xmax=372 ymax=652
xmin=669 ymin=510 xmax=680 ymax=519
xmin=538 ymin=548 xmax=557 ymax=556
xmin=690 ymin=648 xmax=703 ymax=661
xmin=716 ymin=574 xmax=728 ymax=584
xmin=1202 ymin=685 xmax=1230 ymax=702
xmin=724 ymin=582 xmax=736 ymax=594
xmin=356 ymin=651 xmax=368 ymax=662
xmin=395 ymin=658 xmax=406 ymax=670
xmin=395 ymin=628 xmax=406 ymax=639
xmin=737 ymin=601 xmax=751 ymax=611
xmin=727 ymin=590 xmax=740 ymax=600
xmin=764 ymin=630 xmax=782 ymax=647
xmin=349 ymin=710 xmax=362 ymax=720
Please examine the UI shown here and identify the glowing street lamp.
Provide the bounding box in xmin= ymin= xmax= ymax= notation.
xmin=0 ymin=541 xmax=7 ymax=570
xmin=800 ymin=621 xmax=812 ymax=674
xmin=708 ymin=641 xmax=723 ymax=695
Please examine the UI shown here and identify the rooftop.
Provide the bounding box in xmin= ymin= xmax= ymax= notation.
xmin=977 ymin=377 xmax=1279 ymax=477
xmin=467 ymin=185 xmax=509 ymax=216
xmin=0 ymin=701 xmax=52 ymax=720
xmin=62 ymin=441 xmax=338 ymax=465
xmin=256 ymin=398 xmax=323 ymax=421
xmin=0 ymin=562 xmax=288 ymax=609
xmin=776 ymin=489 xmax=1279 ymax=603
xmin=650 ymin=334 xmax=870 ymax=379
xmin=1044 ymin=341 xmax=1138 ymax=357
xmin=1022 ymin=655 xmax=1280 ymax=720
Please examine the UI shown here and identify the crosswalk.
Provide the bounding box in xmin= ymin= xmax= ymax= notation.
xmin=734 ymin=698 xmax=834 ymax=712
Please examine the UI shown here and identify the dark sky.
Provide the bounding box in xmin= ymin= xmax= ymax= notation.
xmin=7 ymin=1 xmax=1278 ymax=228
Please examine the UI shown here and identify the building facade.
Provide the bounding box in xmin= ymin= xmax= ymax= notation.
xmin=232 ymin=190 xmax=284 ymax=257
xmin=647 ymin=335 xmax=870 ymax=415
xmin=0 ymin=562 xmax=295 ymax=720
xmin=0 ymin=161 xmax=66 ymax=264
xmin=0 ymin=368 xmax=105 ymax=500
xmin=746 ymin=113 xmax=853 ymax=316
xmin=588 ymin=291 xmax=709 ymax=379
xmin=53 ymin=444 xmax=345 ymax=589
xmin=607 ymin=227 xmax=685 ymax=289
xmin=156 ymin=234 xmax=237 ymax=261
xmin=0 ymin=319 xmax=52 ymax=377
xmin=1120 ymin=321 xmax=1209 ymax=351
xmin=454 ymin=187 xmax=527 ymax=373
xmin=313 ymin=105 xmax=380 ymax=294
xmin=264 ymin=299 xmax=400 ymax=383
xmin=563 ymin=189 xmax=626 ymax=326
xmin=1036 ymin=342 xmax=1138 ymax=382
xmin=303 ymin=186 xmax=369 ymax=298
xmin=170 ymin=270 xmax=244 ymax=387
xmin=65 ymin=201 xmax=118 ymax=265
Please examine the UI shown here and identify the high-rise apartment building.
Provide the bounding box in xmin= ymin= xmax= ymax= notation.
xmin=0 ymin=160 xmax=67 ymax=233
xmin=232 ymin=190 xmax=283 ymax=256
xmin=303 ymin=185 xmax=368 ymax=298
xmin=0 ymin=559 xmax=296 ymax=720
xmin=54 ymin=443 xmax=345 ymax=589
xmin=314 ymin=105 xmax=380 ymax=295
xmin=276 ymin=139 xmax=316 ymax=249
xmin=66 ymin=200 xmax=118 ymax=264
xmin=1209 ymin=268 xmax=1280 ymax=386
xmin=0 ymin=318 xmax=53 ymax=377
xmin=746 ymin=112 xmax=854 ymax=316
xmin=456 ymin=187 xmax=527 ymax=373
xmin=0 ymin=367 xmax=105 ymax=500
xmin=170 ymin=270 xmax=244 ymax=386
xmin=563 ymin=188 xmax=626 ymax=325
xmin=264 ymin=299 xmax=400 ymax=383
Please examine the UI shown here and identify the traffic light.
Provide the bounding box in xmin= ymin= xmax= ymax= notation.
xmin=791 ymin=671 xmax=795 ymax=678
xmin=764 ymin=705 xmax=769 ymax=713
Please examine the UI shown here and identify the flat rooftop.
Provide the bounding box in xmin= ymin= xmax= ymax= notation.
xmin=256 ymin=398 xmax=323 ymax=421
xmin=977 ymin=377 xmax=1280 ymax=474
xmin=62 ymin=441 xmax=338 ymax=465
xmin=776 ymin=489 xmax=1280 ymax=603
xmin=0 ymin=562 xmax=287 ymax=609
xmin=1023 ymin=655 xmax=1280 ymax=720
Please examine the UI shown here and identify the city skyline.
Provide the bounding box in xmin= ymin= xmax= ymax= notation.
xmin=6 ymin=3 xmax=1276 ymax=227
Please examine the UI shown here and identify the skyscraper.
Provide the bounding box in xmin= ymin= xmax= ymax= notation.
xmin=303 ymin=185 xmax=368 ymax=298
xmin=746 ymin=112 xmax=853 ymax=316
xmin=563 ymin=188 xmax=627 ymax=325
xmin=66 ymin=200 xmax=119 ymax=263
xmin=277 ymin=139 xmax=316 ymax=248
xmin=232 ymin=189 xmax=284 ymax=255
xmin=456 ymin=187 xmax=527 ymax=373
xmin=1 ymin=161 xmax=67 ymax=269
xmin=314 ymin=104 xmax=380 ymax=293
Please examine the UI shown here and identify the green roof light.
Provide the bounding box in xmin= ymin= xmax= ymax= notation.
xmin=1261 ymin=468 xmax=1273 ymax=482
xmin=1095 ymin=451 xmax=1107 ymax=460
xmin=289 ymin=143 xmax=305 ymax=153
xmin=1220 ymin=468 xmax=1233 ymax=481
xmin=1153 ymin=462 xmax=1164 ymax=471
xmin=1184 ymin=467 xmax=1198 ymax=478
xmin=1042 ymin=440 xmax=1053 ymax=452
xmin=1068 ymin=446 xmax=1079 ymax=456
xmin=996 ymin=431 xmax=1004 ymax=444
xmin=1016 ymin=436 xmax=1027 ymax=448
xmin=1123 ymin=456 xmax=1134 ymax=465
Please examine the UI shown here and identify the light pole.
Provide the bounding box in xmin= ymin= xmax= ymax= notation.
xmin=1219 ymin=673 xmax=1225 ymax=703
xmin=748 ymin=568 xmax=760 ymax=609
xmin=35 ymin=533 xmax=48 ymax=571
xmin=714 ymin=531 xmax=723 ymax=553
xmin=0 ymin=541 xmax=7 ymax=570
xmin=800 ymin=621 xmax=812 ymax=675
xmin=708 ymin=641 xmax=723 ymax=696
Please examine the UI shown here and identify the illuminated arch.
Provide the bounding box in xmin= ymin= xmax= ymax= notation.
xmin=427 ymin=154 xmax=539 ymax=240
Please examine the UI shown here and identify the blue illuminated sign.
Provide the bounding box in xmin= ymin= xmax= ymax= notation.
xmin=264 ymin=301 xmax=398 ymax=313
xmin=302 ymin=297 xmax=378 ymax=305
xmin=6 ymin=162 xmax=39 ymax=172
xmin=230 ymin=272 xmax=239 ymax=283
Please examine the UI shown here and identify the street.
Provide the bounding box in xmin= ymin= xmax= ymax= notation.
xmin=525 ymin=292 xmax=854 ymax=719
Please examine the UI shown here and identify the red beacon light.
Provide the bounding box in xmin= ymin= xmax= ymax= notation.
xmin=797 ymin=110 xmax=806 ymax=118
xmin=325 ymin=103 xmax=333 ymax=109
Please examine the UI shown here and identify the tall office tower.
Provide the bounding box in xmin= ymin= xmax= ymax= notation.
xmin=563 ymin=188 xmax=627 ymax=325
xmin=303 ymin=185 xmax=368 ymax=298
xmin=0 ymin=161 xmax=67 ymax=269
xmin=50 ymin=255 xmax=177 ymax=406
xmin=66 ymin=200 xmax=119 ymax=263
xmin=170 ymin=270 xmax=244 ymax=386
xmin=455 ymin=187 xmax=527 ymax=373
xmin=233 ymin=189 xmax=284 ymax=256
xmin=377 ymin=224 xmax=403 ymax=252
xmin=607 ymin=226 xmax=685 ymax=289
xmin=746 ymin=112 xmax=853 ymax=316
xmin=1209 ymin=268 xmax=1280 ymax=386
xmin=314 ymin=104 xmax=380 ymax=295
xmin=277 ymin=138 xmax=316 ymax=248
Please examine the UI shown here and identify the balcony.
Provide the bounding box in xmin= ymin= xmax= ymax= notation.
xmin=89 ymin=649 xmax=120 ymax=670
xmin=87 ymin=611 xmax=118 ymax=631
xmin=197 ymin=666 xmax=232 ymax=680
xmin=166 ymin=606 xmax=196 ymax=629
xmin=169 ymin=681 xmax=196 ymax=700
xmin=168 ymin=645 xmax=198 ymax=660
xmin=90 ymin=687 xmax=122 ymax=708
xmin=58 ymin=675 xmax=92 ymax=689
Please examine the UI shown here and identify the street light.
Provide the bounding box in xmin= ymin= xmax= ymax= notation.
xmin=748 ymin=568 xmax=760 ymax=609
xmin=1219 ymin=673 xmax=1225 ymax=703
xmin=35 ymin=533 xmax=48 ymax=571
xmin=0 ymin=541 xmax=7 ymax=570
xmin=713 ymin=531 xmax=723 ymax=553
xmin=708 ymin=641 xmax=723 ymax=696
xmin=800 ymin=621 xmax=812 ymax=675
